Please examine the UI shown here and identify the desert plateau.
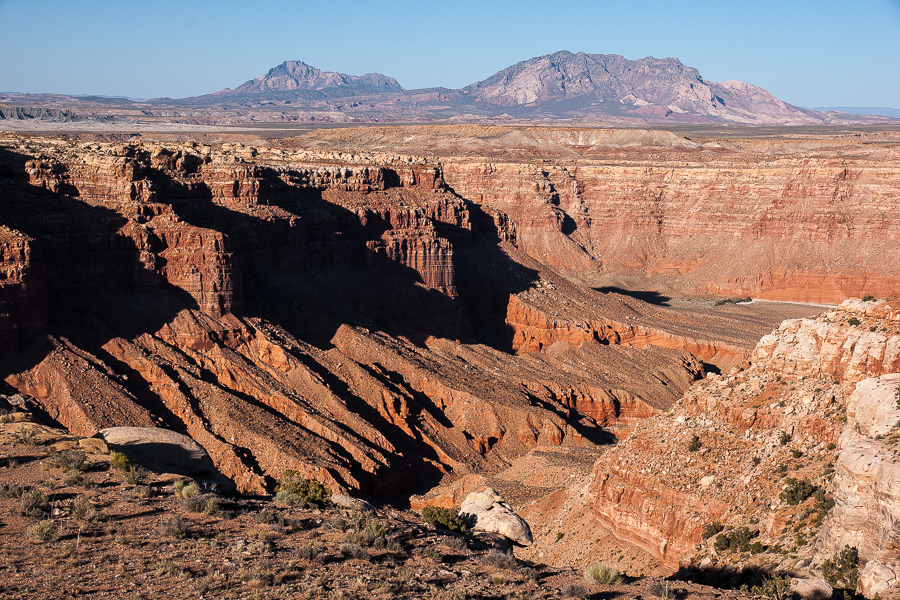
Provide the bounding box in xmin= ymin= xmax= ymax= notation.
xmin=3 ymin=6 xmax=900 ymax=596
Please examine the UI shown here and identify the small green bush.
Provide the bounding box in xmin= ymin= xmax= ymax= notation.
xmin=895 ymin=383 xmax=900 ymax=411
xmin=110 ymin=451 xmax=131 ymax=471
xmin=180 ymin=482 xmax=200 ymax=499
xmin=749 ymin=541 xmax=767 ymax=554
xmin=780 ymin=478 xmax=817 ymax=505
xmin=778 ymin=431 xmax=791 ymax=445
xmin=422 ymin=505 xmax=467 ymax=533
xmin=28 ymin=519 xmax=57 ymax=542
xmin=343 ymin=514 xmax=386 ymax=547
xmin=822 ymin=545 xmax=859 ymax=591
xmin=791 ymin=449 xmax=803 ymax=459
xmin=741 ymin=575 xmax=792 ymax=600
xmin=584 ymin=562 xmax=623 ymax=585
xmin=703 ymin=521 xmax=724 ymax=539
xmin=714 ymin=526 xmax=752 ymax=553
xmin=847 ymin=317 xmax=861 ymax=327
xmin=276 ymin=470 xmax=330 ymax=506
xmin=862 ymin=295 xmax=876 ymax=302
xmin=687 ymin=434 xmax=702 ymax=452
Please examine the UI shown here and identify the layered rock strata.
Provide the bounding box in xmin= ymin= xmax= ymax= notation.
xmin=0 ymin=136 xmax=738 ymax=496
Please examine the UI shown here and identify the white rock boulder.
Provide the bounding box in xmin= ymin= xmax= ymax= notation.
xmin=460 ymin=488 xmax=533 ymax=546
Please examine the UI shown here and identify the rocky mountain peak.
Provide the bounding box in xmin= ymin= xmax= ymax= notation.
xmin=230 ymin=59 xmax=404 ymax=96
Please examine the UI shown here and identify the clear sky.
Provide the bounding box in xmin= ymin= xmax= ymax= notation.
xmin=1 ymin=0 xmax=899 ymax=107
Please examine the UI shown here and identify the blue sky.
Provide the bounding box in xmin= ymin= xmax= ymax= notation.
xmin=1 ymin=0 xmax=899 ymax=107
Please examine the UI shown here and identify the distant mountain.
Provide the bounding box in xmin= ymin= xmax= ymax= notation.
xmin=4 ymin=52 xmax=897 ymax=126
xmin=812 ymin=106 xmax=900 ymax=118
xmin=209 ymin=60 xmax=404 ymax=101
xmin=459 ymin=51 xmax=823 ymax=124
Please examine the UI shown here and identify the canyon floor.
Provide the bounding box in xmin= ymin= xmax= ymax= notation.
xmin=1 ymin=123 xmax=899 ymax=598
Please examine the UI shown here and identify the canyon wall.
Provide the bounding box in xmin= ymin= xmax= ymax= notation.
xmin=299 ymin=126 xmax=900 ymax=304
xmin=0 ymin=136 xmax=730 ymax=496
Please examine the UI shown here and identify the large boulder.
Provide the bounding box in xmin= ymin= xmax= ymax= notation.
xmin=789 ymin=577 xmax=832 ymax=600
xmin=98 ymin=427 xmax=230 ymax=489
xmin=858 ymin=560 xmax=900 ymax=598
xmin=460 ymin=488 xmax=533 ymax=546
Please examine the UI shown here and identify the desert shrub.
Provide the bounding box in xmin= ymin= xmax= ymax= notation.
xmin=779 ymin=478 xmax=817 ymax=505
xmin=180 ymin=482 xmax=200 ymax=499
xmin=53 ymin=449 xmax=87 ymax=472
xmin=296 ymin=544 xmax=324 ymax=561
xmin=134 ymin=485 xmax=154 ymax=499
xmin=161 ymin=514 xmax=189 ymax=538
xmin=340 ymin=543 xmax=369 ymax=560
xmin=20 ymin=487 xmax=48 ymax=516
xmin=71 ymin=495 xmax=98 ymax=521
xmin=13 ymin=426 xmax=37 ymax=445
xmin=778 ymin=431 xmax=791 ymax=445
xmin=413 ymin=545 xmax=441 ymax=561
xmin=741 ymin=575 xmax=792 ymax=600
xmin=422 ymin=505 xmax=467 ymax=533
xmin=749 ymin=541 xmax=767 ymax=554
xmin=687 ymin=434 xmax=702 ymax=452
xmin=123 ymin=465 xmax=147 ymax=485
xmin=203 ymin=496 xmax=219 ymax=516
xmin=182 ymin=495 xmax=207 ymax=513
xmin=862 ymin=295 xmax=876 ymax=302
xmin=822 ymin=545 xmax=859 ymax=591
xmin=343 ymin=515 xmax=386 ymax=547
xmin=275 ymin=470 xmax=329 ymax=506
xmin=439 ymin=535 xmax=468 ymax=551
xmin=110 ymin=451 xmax=131 ymax=471
xmin=62 ymin=469 xmax=83 ymax=486
xmin=847 ymin=317 xmax=861 ymax=327
xmin=0 ymin=482 xmax=23 ymax=498
xmin=256 ymin=507 xmax=285 ymax=526
xmin=703 ymin=521 xmax=724 ymax=539
xmin=647 ymin=579 xmax=675 ymax=600
xmin=154 ymin=560 xmax=184 ymax=577
xmin=29 ymin=519 xmax=57 ymax=542
xmin=791 ymin=449 xmax=803 ymax=459
xmin=714 ymin=526 xmax=752 ymax=553
xmin=584 ymin=562 xmax=624 ymax=585
xmin=895 ymin=383 xmax=900 ymax=410
xmin=480 ymin=549 xmax=519 ymax=570
xmin=562 ymin=583 xmax=588 ymax=598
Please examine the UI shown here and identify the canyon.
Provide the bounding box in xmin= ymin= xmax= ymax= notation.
xmin=1 ymin=123 xmax=900 ymax=597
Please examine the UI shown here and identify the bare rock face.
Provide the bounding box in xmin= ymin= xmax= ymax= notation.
xmin=817 ymin=373 xmax=900 ymax=593
xmin=460 ymin=488 xmax=533 ymax=546
xmin=99 ymin=426 xmax=224 ymax=483
xmin=587 ymin=300 xmax=900 ymax=572
xmin=790 ymin=577 xmax=833 ymax=600
xmin=0 ymin=136 xmax=723 ymax=497
xmin=753 ymin=300 xmax=900 ymax=386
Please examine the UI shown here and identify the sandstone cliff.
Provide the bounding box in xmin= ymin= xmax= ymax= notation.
xmin=297 ymin=124 xmax=900 ymax=304
xmin=0 ymin=135 xmax=742 ymax=497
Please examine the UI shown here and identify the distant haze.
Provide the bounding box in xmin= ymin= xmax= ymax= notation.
xmin=0 ymin=0 xmax=898 ymax=107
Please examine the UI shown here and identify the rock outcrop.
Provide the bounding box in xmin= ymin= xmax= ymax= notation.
xmin=818 ymin=371 xmax=900 ymax=596
xmin=460 ymin=488 xmax=533 ymax=546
